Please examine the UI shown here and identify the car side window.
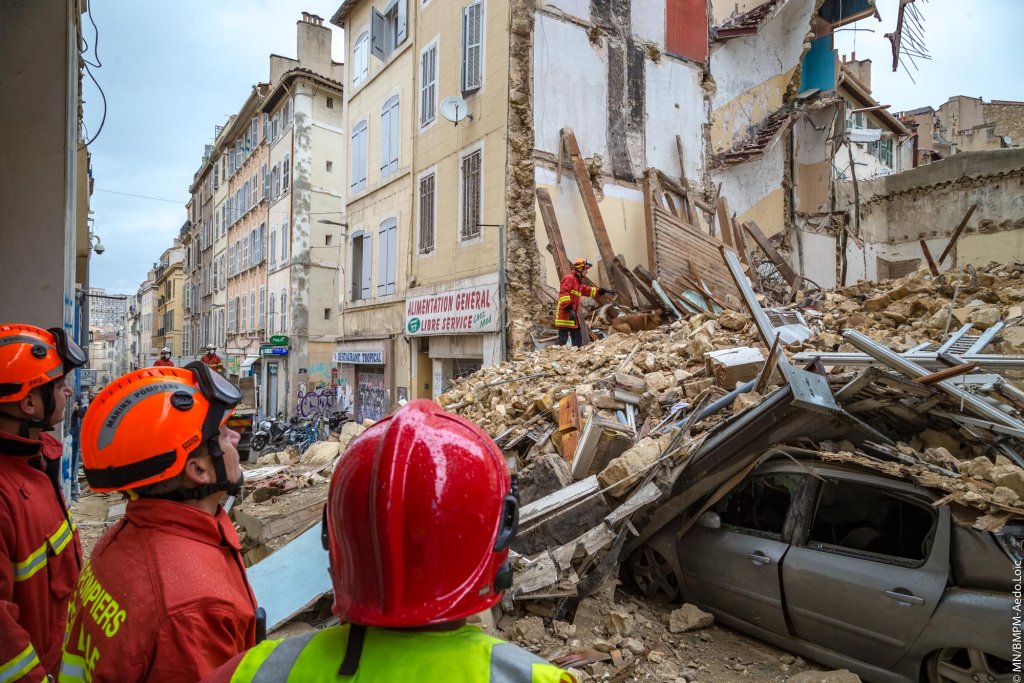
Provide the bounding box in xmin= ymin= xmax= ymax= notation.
xmin=714 ymin=473 xmax=803 ymax=540
xmin=805 ymin=479 xmax=935 ymax=566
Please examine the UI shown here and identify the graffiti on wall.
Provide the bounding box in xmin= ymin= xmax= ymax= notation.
xmin=356 ymin=369 xmax=389 ymax=422
xmin=295 ymin=384 xmax=337 ymax=418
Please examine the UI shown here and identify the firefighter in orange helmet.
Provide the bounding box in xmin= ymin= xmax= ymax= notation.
xmin=60 ymin=363 xmax=257 ymax=682
xmin=554 ymin=259 xmax=615 ymax=347
xmin=204 ymin=400 xmax=575 ymax=682
xmin=0 ymin=324 xmax=86 ymax=681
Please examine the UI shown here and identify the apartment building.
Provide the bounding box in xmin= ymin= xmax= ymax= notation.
xmin=211 ymin=119 xmax=235 ymax=355
xmin=223 ymin=84 xmax=271 ymax=380
xmin=151 ymin=241 xmax=184 ymax=359
xmin=260 ymin=12 xmax=345 ymax=418
xmin=133 ymin=270 xmax=157 ymax=367
xmin=182 ymin=142 xmax=218 ymax=359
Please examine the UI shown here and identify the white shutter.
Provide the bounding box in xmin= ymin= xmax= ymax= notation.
xmin=397 ymin=0 xmax=407 ymax=45
xmin=462 ymin=3 xmax=483 ymax=92
xmin=420 ymin=45 xmax=437 ymax=126
xmin=386 ymin=222 xmax=397 ymax=294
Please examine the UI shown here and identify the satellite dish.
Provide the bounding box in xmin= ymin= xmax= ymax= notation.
xmin=440 ymin=96 xmax=473 ymax=126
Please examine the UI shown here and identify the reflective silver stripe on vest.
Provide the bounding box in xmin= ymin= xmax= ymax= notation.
xmin=490 ymin=642 xmax=547 ymax=683
xmin=250 ymin=631 xmax=318 ymax=683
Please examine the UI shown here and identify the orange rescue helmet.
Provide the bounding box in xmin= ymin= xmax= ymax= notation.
xmin=81 ymin=362 xmax=242 ymax=494
xmin=0 ymin=324 xmax=86 ymax=404
xmin=571 ymin=258 xmax=593 ymax=272
xmin=325 ymin=399 xmax=519 ymax=627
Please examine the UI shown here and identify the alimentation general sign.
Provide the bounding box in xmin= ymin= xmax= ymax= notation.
xmin=406 ymin=283 xmax=500 ymax=336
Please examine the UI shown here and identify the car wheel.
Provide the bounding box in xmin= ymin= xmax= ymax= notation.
xmin=623 ymin=545 xmax=681 ymax=603
xmin=926 ymin=647 xmax=1014 ymax=683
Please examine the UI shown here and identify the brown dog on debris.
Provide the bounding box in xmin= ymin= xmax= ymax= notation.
xmin=608 ymin=309 xmax=666 ymax=334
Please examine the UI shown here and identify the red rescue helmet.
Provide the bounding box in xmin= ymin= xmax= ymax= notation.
xmin=80 ymin=363 xmax=241 ymax=495
xmin=325 ymin=399 xmax=519 ymax=627
xmin=0 ymin=324 xmax=86 ymax=404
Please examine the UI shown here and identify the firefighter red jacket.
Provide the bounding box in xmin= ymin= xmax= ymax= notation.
xmin=554 ymin=272 xmax=598 ymax=329
xmin=0 ymin=430 xmax=82 ymax=681
xmin=60 ymin=498 xmax=257 ymax=682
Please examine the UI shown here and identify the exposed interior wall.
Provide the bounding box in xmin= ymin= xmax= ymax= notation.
xmin=710 ymin=0 xmax=774 ymax=26
xmin=837 ymin=149 xmax=1024 ymax=280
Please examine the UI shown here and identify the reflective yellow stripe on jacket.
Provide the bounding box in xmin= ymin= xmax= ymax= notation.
xmin=13 ymin=518 xmax=74 ymax=582
xmin=229 ymin=624 xmax=576 ymax=683
xmin=0 ymin=644 xmax=39 ymax=683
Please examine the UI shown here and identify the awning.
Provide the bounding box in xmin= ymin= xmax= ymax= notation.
xmin=240 ymin=355 xmax=260 ymax=370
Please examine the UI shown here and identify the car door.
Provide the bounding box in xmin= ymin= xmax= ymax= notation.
xmin=781 ymin=472 xmax=949 ymax=669
xmin=677 ymin=471 xmax=806 ymax=636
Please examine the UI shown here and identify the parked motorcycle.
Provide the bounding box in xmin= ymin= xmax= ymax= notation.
xmin=250 ymin=413 xmax=289 ymax=453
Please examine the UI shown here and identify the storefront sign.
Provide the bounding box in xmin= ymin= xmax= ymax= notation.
xmin=405 ymin=283 xmax=500 ymax=336
xmin=269 ymin=335 xmax=290 ymax=346
xmin=260 ymin=345 xmax=289 ymax=357
xmin=333 ymin=350 xmax=384 ymax=364
xmin=79 ymin=369 xmax=97 ymax=387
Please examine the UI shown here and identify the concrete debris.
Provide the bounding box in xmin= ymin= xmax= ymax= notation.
xmin=787 ymin=670 xmax=862 ymax=683
xmin=669 ymin=604 xmax=715 ymax=633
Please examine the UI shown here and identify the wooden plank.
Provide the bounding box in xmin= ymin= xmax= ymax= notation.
xmin=248 ymin=524 xmax=333 ymax=631
xmin=642 ymin=171 xmax=658 ymax=273
xmin=920 ymin=239 xmax=940 ymax=277
xmin=554 ymin=393 xmax=582 ymax=459
xmin=743 ymin=221 xmax=801 ymax=287
xmin=916 ymin=362 xmax=978 ymax=385
xmin=560 ymin=128 xmax=633 ymax=302
xmin=714 ymin=197 xmax=733 ymax=245
xmin=520 ymin=475 xmax=600 ymax=525
xmin=605 ymin=481 xmax=663 ymax=525
xmin=675 ymin=135 xmax=696 ymax=224
xmin=536 ymin=187 xmax=571 ymax=277
xmin=938 ymin=203 xmax=979 ymax=265
xmin=620 ymin=266 xmax=662 ymax=307
xmin=234 ymin=499 xmax=324 ymax=543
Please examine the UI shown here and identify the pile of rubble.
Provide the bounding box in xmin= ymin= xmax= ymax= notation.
xmin=432 ymin=262 xmax=1024 ymax=678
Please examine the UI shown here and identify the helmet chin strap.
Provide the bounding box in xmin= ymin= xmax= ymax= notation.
xmin=0 ymin=381 xmax=59 ymax=438
xmin=144 ymin=436 xmax=243 ymax=502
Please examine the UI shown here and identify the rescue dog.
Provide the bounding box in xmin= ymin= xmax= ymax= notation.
xmin=596 ymin=304 xmax=666 ymax=335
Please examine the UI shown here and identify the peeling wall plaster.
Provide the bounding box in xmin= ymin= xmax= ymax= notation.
xmin=533 ymin=14 xmax=609 ymax=159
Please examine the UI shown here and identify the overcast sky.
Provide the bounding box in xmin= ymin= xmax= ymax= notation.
xmin=83 ymin=0 xmax=1022 ymax=295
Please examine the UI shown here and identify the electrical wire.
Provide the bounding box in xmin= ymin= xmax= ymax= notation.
xmin=80 ymin=2 xmax=102 ymax=69
xmin=95 ymin=189 xmax=185 ymax=204
xmin=82 ymin=61 xmax=107 ymax=146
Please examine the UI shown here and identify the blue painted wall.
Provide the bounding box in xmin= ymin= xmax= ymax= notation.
xmin=800 ymin=36 xmax=836 ymax=93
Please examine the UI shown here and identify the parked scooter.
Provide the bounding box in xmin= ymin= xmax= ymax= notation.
xmin=250 ymin=413 xmax=289 ymax=453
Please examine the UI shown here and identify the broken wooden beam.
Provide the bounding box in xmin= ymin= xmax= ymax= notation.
xmin=743 ymin=221 xmax=801 ymax=288
xmin=559 ymin=128 xmax=633 ymax=302
xmin=920 ymin=239 xmax=940 ymax=277
xmin=916 ymin=362 xmax=978 ymax=385
xmin=554 ymin=393 xmax=582 ymax=462
xmin=938 ymin=203 xmax=979 ymax=266
xmin=536 ymin=187 xmax=571 ymax=277
xmin=675 ymin=134 xmax=696 ymax=225
xmin=715 ymin=196 xmax=734 ymax=247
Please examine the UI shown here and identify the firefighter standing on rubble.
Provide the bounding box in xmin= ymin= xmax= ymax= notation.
xmin=554 ymin=258 xmax=615 ymax=347
xmin=203 ymin=400 xmax=576 ymax=683
xmin=0 ymin=324 xmax=86 ymax=682
xmin=60 ymin=363 xmax=257 ymax=682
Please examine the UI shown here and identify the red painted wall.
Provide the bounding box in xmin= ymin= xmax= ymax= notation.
xmin=666 ymin=0 xmax=709 ymax=64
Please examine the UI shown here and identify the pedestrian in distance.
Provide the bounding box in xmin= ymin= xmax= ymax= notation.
xmin=203 ymin=399 xmax=576 ymax=683
xmin=153 ymin=347 xmax=174 ymax=367
xmin=60 ymin=363 xmax=258 ymax=683
xmin=554 ymin=259 xmax=615 ymax=348
xmin=0 ymin=324 xmax=87 ymax=682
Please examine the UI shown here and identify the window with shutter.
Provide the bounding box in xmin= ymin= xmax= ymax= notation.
xmin=241 ymin=295 xmax=247 ymax=332
xmin=270 ymin=228 xmax=277 ymax=268
xmin=381 ymin=97 xmax=400 ymax=176
xmin=259 ymin=288 xmax=266 ymax=329
xmin=280 ymin=291 xmax=287 ymax=332
xmin=351 ymin=121 xmax=368 ymax=192
xmin=353 ymin=32 xmax=369 ymax=86
xmin=460 ymin=148 xmax=482 ymax=240
xmin=377 ymin=219 xmax=397 ymax=296
xmin=371 ymin=9 xmax=386 ymax=60
xmin=268 ymin=296 xmax=276 ymax=336
xmin=242 ymin=236 xmax=250 ymax=271
xmin=420 ymin=42 xmax=438 ymax=127
xmin=462 ymin=2 xmax=483 ymax=93
xmin=251 ymin=117 xmax=259 ymax=149
xmin=281 ymin=219 xmax=289 ymax=261
xmin=284 ymin=98 xmax=292 ymax=126
xmin=250 ymin=291 xmax=256 ymax=329
xmin=418 ymin=172 xmax=435 ymax=253
xmin=262 ymin=163 xmax=268 ymax=198
xmin=283 ymin=155 xmax=290 ymax=192
xmin=272 ymin=163 xmax=281 ymax=199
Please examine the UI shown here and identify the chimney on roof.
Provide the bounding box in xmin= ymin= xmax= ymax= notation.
xmin=842 ymin=52 xmax=872 ymax=92
xmin=297 ymin=11 xmax=332 ymax=73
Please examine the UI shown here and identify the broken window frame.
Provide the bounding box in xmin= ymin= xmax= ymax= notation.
xmin=799 ymin=476 xmax=938 ymax=570
xmin=461 ymin=1 xmax=484 ymax=94
xmin=714 ymin=473 xmax=807 ymax=542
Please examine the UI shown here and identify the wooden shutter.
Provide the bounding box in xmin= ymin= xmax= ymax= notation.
xmin=360 ymin=235 xmax=373 ymax=299
xmin=462 ymin=3 xmax=483 ymax=92
xmin=371 ymin=8 xmax=385 ymax=60
xmin=397 ymin=0 xmax=407 ymax=44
